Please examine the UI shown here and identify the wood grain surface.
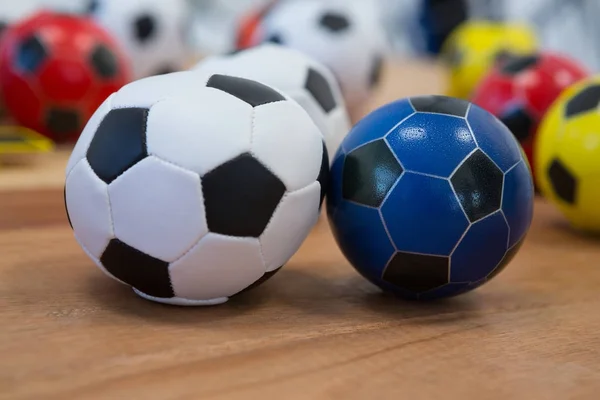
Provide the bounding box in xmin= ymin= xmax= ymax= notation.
xmin=1 ymin=60 xmax=600 ymax=400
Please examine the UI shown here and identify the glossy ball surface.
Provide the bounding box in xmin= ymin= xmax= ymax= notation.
xmin=328 ymin=95 xmax=534 ymax=300
xmin=536 ymin=75 xmax=600 ymax=232
xmin=441 ymin=21 xmax=538 ymax=100
xmin=472 ymin=52 xmax=588 ymax=185
xmin=0 ymin=11 xmax=131 ymax=142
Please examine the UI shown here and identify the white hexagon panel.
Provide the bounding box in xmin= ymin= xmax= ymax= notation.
xmin=145 ymin=92 xmax=253 ymax=176
xmin=260 ymin=181 xmax=321 ymax=271
xmin=251 ymin=101 xmax=323 ymax=192
xmin=169 ymin=233 xmax=267 ymax=304
xmin=108 ymin=156 xmax=208 ymax=263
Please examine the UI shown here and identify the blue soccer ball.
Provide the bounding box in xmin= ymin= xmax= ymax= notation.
xmin=327 ymin=95 xmax=534 ymax=300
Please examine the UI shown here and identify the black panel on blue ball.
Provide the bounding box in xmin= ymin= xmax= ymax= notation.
xmin=410 ymin=95 xmax=470 ymax=117
xmin=342 ymin=139 xmax=403 ymax=208
xmin=383 ymin=252 xmax=450 ymax=293
xmin=451 ymin=149 xmax=503 ymax=222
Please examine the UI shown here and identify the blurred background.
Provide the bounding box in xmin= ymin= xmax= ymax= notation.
xmin=5 ymin=0 xmax=599 ymax=70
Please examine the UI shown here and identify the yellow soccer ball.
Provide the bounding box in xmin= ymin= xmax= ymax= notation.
xmin=441 ymin=21 xmax=538 ymax=100
xmin=536 ymin=76 xmax=600 ymax=232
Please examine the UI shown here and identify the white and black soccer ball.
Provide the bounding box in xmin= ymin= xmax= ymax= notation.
xmin=194 ymin=44 xmax=351 ymax=159
xmin=254 ymin=0 xmax=386 ymax=112
xmin=86 ymin=0 xmax=191 ymax=79
xmin=64 ymin=71 xmax=329 ymax=306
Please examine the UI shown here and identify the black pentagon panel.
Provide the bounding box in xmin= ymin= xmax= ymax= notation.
xmin=134 ymin=14 xmax=156 ymax=43
xmin=319 ymin=12 xmax=350 ymax=32
xmin=305 ymin=68 xmax=336 ymax=113
xmin=101 ymin=239 xmax=174 ymax=298
xmin=548 ymin=159 xmax=577 ymax=204
xmin=370 ymin=56 xmax=383 ymax=88
xmin=342 ymin=139 xmax=403 ymax=208
xmin=383 ymin=252 xmax=449 ymax=293
xmin=265 ymin=33 xmax=284 ymax=44
xmin=207 ymin=74 xmax=285 ymax=107
xmin=86 ymin=108 xmax=149 ymax=184
xmin=234 ymin=267 xmax=282 ymax=296
xmin=46 ymin=108 xmax=81 ymax=139
xmin=317 ymin=141 xmax=330 ymax=207
xmin=487 ymin=236 xmax=525 ymax=281
xmin=500 ymin=107 xmax=534 ymax=142
xmin=565 ymin=85 xmax=600 ymax=118
xmin=89 ymin=44 xmax=118 ymax=79
xmin=451 ymin=150 xmax=504 ymax=223
xmin=499 ymin=54 xmax=540 ymax=75
xmin=64 ymin=186 xmax=72 ymax=230
xmin=16 ymin=35 xmax=48 ymax=73
xmin=410 ymin=95 xmax=469 ymax=117
xmin=202 ymin=153 xmax=286 ymax=237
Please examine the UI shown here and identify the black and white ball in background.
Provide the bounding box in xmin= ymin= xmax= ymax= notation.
xmin=64 ymin=71 xmax=329 ymax=306
xmin=254 ymin=0 xmax=386 ymax=112
xmin=194 ymin=44 xmax=351 ymax=159
xmin=86 ymin=0 xmax=191 ymax=79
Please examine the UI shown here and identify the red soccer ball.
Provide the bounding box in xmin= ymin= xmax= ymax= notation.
xmin=235 ymin=0 xmax=279 ymax=50
xmin=472 ymin=52 xmax=588 ymax=184
xmin=0 ymin=11 xmax=131 ymax=142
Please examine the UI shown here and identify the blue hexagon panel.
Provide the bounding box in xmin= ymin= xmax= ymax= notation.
xmin=380 ymin=172 xmax=469 ymax=256
xmin=450 ymin=211 xmax=509 ymax=282
xmin=502 ymin=161 xmax=534 ymax=248
xmin=329 ymin=201 xmax=395 ymax=280
xmin=342 ymin=98 xmax=414 ymax=153
xmin=386 ymin=113 xmax=476 ymax=177
xmin=467 ymin=104 xmax=522 ymax=173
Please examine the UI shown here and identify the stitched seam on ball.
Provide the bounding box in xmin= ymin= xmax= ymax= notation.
xmin=68 ymin=95 xmax=115 ymax=176
xmin=249 ymin=104 xmax=313 ymax=191
xmin=102 ymin=166 xmax=116 ymax=243
xmin=257 ymin=192 xmax=289 ymax=271
xmin=65 ymin=157 xmax=84 ymax=183
xmin=150 ymin=156 xmax=209 ymax=267
xmin=250 ymin=108 xmax=257 ymax=146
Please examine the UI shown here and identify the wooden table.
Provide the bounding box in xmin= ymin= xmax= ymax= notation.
xmin=2 ymin=60 xmax=600 ymax=400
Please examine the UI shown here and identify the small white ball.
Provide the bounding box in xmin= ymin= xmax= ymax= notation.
xmin=253 ymin=0 xmax=386 ymax=112
xmin=194 ymin=44 xmax=351 ymax=158
xmin=65 ymin=71 xmax=328 ymax=305
xmin=87 ymin=0 xmax=191 ymax=79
